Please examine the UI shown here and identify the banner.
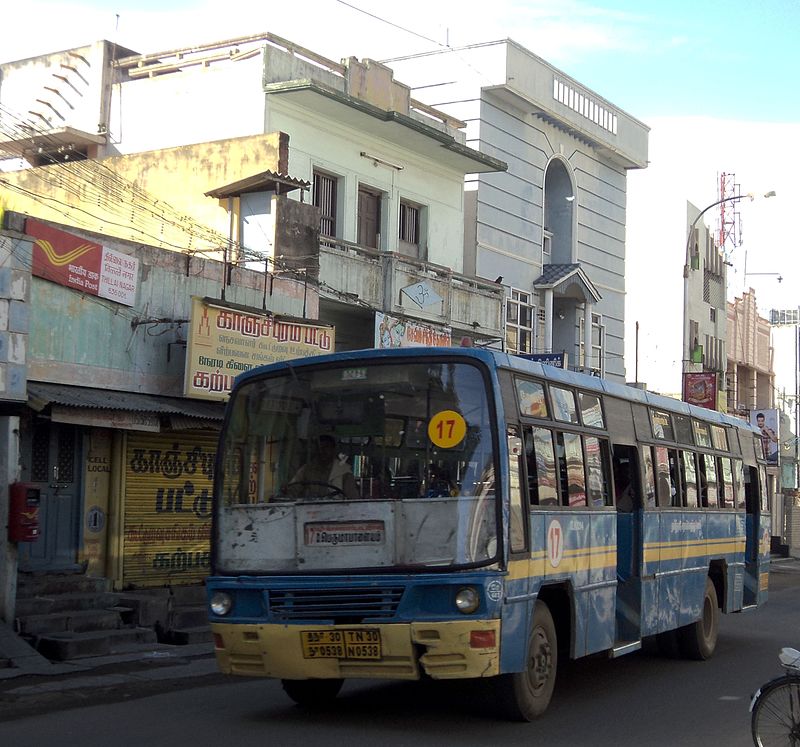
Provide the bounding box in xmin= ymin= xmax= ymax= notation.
xmin=682 ymin=372 xmax=717 ymax=410
xmin=26 ymin=218 xmax=138 ymax=306
xmin=750 ymin=408 xmax=780 ymax=465
xmin=184 ymin=297 xmax=335 ymax=400
xmin=518 ymin=352 xmax=568 ymax=369
xmin=375 ymin=311 xmax=451 ymax=348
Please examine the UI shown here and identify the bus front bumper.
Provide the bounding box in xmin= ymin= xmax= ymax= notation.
xmin=211 ymin=619 xmax=501 ymax=680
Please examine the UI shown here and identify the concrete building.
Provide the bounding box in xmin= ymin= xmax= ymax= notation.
xmin=384 ymin=40 xmax=649 ymax=380
xmin=681 ymin=201 xmax=729 ymax=410
xmin=0 ymin=35 xmax=507 ymax=350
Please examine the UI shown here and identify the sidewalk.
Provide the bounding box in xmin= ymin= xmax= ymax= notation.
xmin=0 ymin=637 xmax=221 ymax=722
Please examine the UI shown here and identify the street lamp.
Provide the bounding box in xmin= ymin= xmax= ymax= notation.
xmin=682 ymin=190 xmax=776 ymax=379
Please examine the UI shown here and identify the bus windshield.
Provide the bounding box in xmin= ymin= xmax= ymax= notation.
xmin=214 ymin=358 xmax=498 ymax=573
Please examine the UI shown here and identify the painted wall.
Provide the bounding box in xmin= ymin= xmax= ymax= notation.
xmin=5 ymin=220 xmax=309 ymax=396
xmin=268 ymin=97 xmax=467 ymax=272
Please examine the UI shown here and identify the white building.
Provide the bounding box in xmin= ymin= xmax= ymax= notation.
xmin=385 ymin=40 xmax=649 ymax=379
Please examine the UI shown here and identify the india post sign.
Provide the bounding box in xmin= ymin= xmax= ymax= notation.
xmin=184 ymin=297 xmax=335 ymax=400
xmin=26 ymin=218 xmax=138 ymax=306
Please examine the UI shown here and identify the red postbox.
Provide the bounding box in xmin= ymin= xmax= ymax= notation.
xmin=8 ymin=482 xmax=40 ymax=542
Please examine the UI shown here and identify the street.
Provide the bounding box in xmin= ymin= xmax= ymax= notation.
xmin=0 ymin=565 xmax=797 ymax=747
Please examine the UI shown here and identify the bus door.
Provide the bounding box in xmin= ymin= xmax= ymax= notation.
xmin=612 ymin=444 xmax=643 ymax=644
xmin=743 ymin=464 xmax=769 ymax=607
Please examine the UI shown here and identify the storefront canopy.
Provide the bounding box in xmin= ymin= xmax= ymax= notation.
xmin=27 ymin=382 xmax=226 ymax=432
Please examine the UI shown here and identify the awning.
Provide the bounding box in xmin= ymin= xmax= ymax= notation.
xmin=205 ymin=170 xmax=310 ymax=199
xmin=533 ymin=263 xmax=602 ymax=303
xmin=27 ymin=382 xmax=226 ymax=433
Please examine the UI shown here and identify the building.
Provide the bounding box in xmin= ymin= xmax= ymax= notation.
xmin=681 ymin=201 xmax=729 ymax=410
xmin=385 ymin=40 xmax=649 ymax=379
xmin=726 ymin=288 xmax=784 ymax=544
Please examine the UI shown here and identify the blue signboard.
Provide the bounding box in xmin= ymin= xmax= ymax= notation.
xmin=517 ymin=353 xmax=567 ymax=369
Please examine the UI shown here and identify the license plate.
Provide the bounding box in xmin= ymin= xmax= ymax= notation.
xmin=300 ymin=629 xmax=382 ymax=660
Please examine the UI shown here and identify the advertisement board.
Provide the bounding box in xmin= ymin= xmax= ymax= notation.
xmin=184 ymin=297 xmax=335 ymax=400
xmin=374 ymin=311 xmax=451 ymax=348
xmin=682 ymin=372 xmax=718 ymax=410
xmin=750 ymin=408 xmax=780 ymax=464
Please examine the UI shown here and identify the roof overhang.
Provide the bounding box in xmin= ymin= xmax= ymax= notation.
xmin=27 ymin=382 xmax=224 ymax=432
xmin=0 ymin=126 xmax=106 ymax=159
xmin=265 ymin=81 xmax=507 ymax=175
xmin=533 ymin=263 xmax=602 ymax=303
xmin=205 ymin=170 xmax=310 ymax=199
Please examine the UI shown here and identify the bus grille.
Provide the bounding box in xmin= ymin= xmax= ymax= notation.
xmin=268 ymin=586 xmax=405 ymax=622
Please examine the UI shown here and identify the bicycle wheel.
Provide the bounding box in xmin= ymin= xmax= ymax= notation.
xmin=751 ymin=675 xmax=800 ymax=746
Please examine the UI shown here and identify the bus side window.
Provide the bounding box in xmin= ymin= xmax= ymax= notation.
xmin=563 ymin=432 xmax=587 ymax=507
xmin=681 ymin=451 xmax=699 ymax=508
xmin=667 ymin=448 xmax=683 ymax=507
xmin=525 ymin=426 xmax=559 ymax=506
xmin=585 ymin=436 xmax=610 ymax=507
xmin=654 ymin=445 xmax=673 ymax=507
xmin=718 ymin=456 xmax=735 ymax=509
xmin=642 ymin=446 xmax=657 ymax=508
xmin=703 ymin=454 xmax=718 ymax=507
xmin=734 ymin=459 xmax=746 ymax=509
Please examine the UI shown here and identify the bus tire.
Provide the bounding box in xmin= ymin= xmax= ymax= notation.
xmin=493 ymin=601 xmax=557 ymax=721
xmin=677 ymin=577 xmax=719 ymax=660
xmin=281 ymin=678 xmax=344 ymax=707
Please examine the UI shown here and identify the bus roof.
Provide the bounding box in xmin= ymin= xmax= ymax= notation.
xmin=233 ymin=346 xmax=759 ymax=436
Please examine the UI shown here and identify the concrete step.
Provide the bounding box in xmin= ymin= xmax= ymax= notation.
xmin=35 ymin=627 xmax=158 ymax=661
xmin=17 ymin=573 xmax=110 ymax=598
xmin=15 ymin=591 xmax=120 ymax=617
xmin=17 ymin=608 xmax=124 ymax=637
xmin=166 ymin=626 xmax=214 ymax=645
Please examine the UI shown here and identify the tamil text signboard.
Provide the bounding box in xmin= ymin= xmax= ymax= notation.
xmin=184 ymin=297 xmax=335 ymax=400
xmin=26 ymin=218 xmax=138 ymax=306
xmin=375 ymin=311 xmax=451 ymax=348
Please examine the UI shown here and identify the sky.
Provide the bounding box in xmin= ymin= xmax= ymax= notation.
xmin=3 ymin=0 xmax=799 ymax=394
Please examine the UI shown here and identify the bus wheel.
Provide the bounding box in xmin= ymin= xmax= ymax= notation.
xmin=493 ymin=601 xmax=557 ymax=721
xmin=678 ymin=577 xmax=719 ymax=660
xmin=281 ymin=678 xmax=344 ymax=707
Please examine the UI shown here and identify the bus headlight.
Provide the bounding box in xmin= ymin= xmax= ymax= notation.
xmin=455 ymin=587 xmax=480 ymax=614
xmin=210 ymin=591 xmax=233 ymax=616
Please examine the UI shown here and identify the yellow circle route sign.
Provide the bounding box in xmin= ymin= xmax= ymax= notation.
xmin=428 ymin=410 xmax=467 ymax=448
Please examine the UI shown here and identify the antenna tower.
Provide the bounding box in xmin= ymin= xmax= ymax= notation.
xmin=717 ymin=172 xmax=742 ymax=259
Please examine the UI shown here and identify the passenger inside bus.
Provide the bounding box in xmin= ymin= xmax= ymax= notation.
xmin=285 ymin=434 xmax=359 ymax=500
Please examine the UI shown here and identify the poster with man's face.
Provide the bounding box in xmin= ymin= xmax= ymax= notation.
xmin=750 ymin=408 xmax=780 ymax=464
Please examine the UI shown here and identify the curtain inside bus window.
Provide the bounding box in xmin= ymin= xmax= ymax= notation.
xmin=526 ymin=426 xmax=558 ymax=506
xmin=563 ymin=433 xmax=587 ymax=507
xmin=642 ymin=446 xmax=657 ymax=508
xmin=681 ymin=451 xmax=699 ymax=507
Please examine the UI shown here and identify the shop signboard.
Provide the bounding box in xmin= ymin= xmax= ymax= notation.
xmin=375 ymin=311 xmax=451 ymax=348
xmin=184 ymin=297 xmax=335 ymax=400
xmin=26 ymin=217 xmax=138 ymax=306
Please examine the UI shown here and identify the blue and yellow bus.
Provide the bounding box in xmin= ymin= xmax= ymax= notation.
xmin=207 ymin=346 xmax=770 ymax=719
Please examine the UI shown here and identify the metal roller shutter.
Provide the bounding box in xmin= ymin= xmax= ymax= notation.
xmin=123 ymin=431 xmax=218 ymax=587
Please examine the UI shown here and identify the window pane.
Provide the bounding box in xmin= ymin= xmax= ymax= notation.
xmin=642 ymin=446 xmax=657 ymax=508
xmin=651 ymin=410 xmax=675 ymax=441
xmin=720 ymin=457 xmax=734 ymax=508
xmin=585 ymin=436 xmax=608 ymax=507
xmin=579 ymin=393 xmax=604 ymax=428
xmin=551 ymin=387 xmax=579 ymax=423
xmin=703 ymin=454 xmax=718 ymax=507
xmin=517 ymin=380 xmax=548 ymax=418
xmin=526 ymin=427 xmax=558 ymax=506
xmin=564 ymin=433 xmax=586 ymax=507
xmin=682 ymin=451 xmax=698 ymax=507
xmin=693 ymin=421 xmax=712 ymax=448
xmin=711 ymin=425 xmax=728 ymax=450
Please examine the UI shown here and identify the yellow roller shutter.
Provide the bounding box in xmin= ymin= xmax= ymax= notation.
xmin=122 ymin=431 xmax=218 ymax=587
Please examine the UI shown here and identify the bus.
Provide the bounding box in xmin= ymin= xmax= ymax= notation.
xmin=206 ymin=346 xmax=770 ymax=720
